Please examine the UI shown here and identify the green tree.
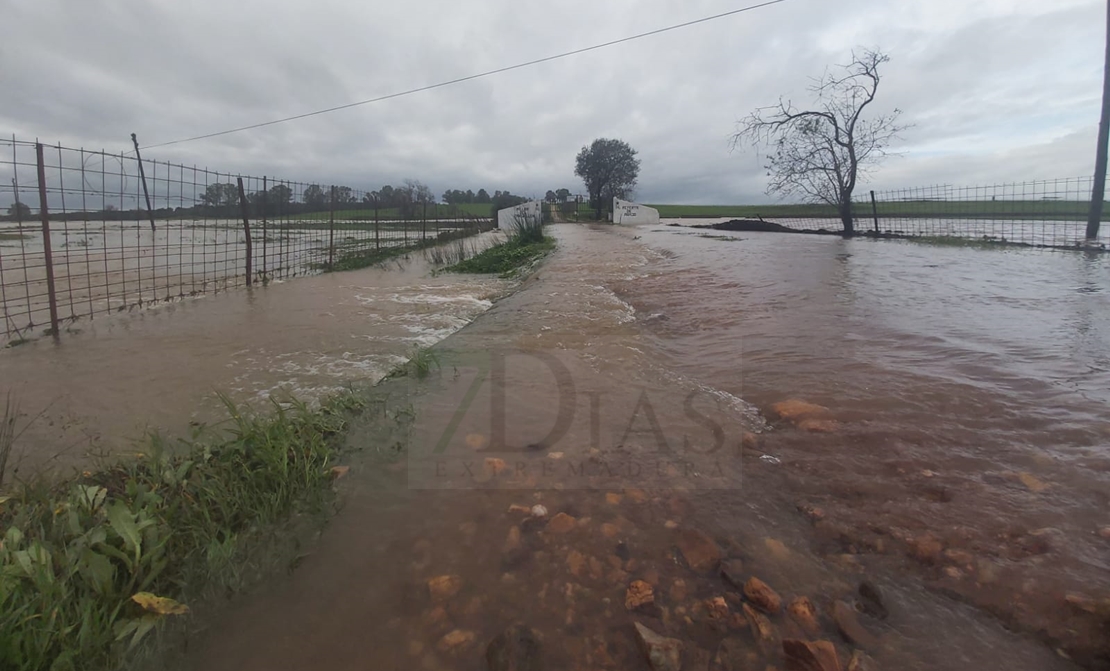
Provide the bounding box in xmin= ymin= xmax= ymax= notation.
xmin=268 ymin=183 xmax=293 ymax=207
xmin=303 ymin=184 xmax=327 ymax=207
xmin=379 ymin=185 xmax=395 ymax=207
xmin=574 ymin=138 xmax=640 ymax=219
xmin=334 ymin=186 xmax=355 ymax=204
xmin=555 ymin=188 xmax=571 ymax=203
xmin=545 ymin=190 xmax=557 ymax=202
xmin=201 ymin=183 xmax=238 ymax=208
xmin=476 ymin=189 xmax=490 ymax=204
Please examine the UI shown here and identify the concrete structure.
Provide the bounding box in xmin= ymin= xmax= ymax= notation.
xmin=497 ymin=200 xmax=543 ymax=231
xmin=612 ymin=198 xmax=660 ymax=225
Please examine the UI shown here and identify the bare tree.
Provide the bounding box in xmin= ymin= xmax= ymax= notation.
xmin=732 ymin=49 xmax=906 ymax=234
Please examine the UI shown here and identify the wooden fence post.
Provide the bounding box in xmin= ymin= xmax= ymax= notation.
xmin=35 ymin=143 xmax=61 ymax=339
xmin=236 ymin=177 xmax=253 ymax=286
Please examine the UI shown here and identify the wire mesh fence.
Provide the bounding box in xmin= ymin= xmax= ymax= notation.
xmin=759 ymin=177 xmax=1109 ymax=248
xmin=0 ymin=138 xmax=493 ymax=345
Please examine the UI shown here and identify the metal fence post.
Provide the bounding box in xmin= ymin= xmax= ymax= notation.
xmin=35 ymin=143 xmax=61 ymax=339
xmin=422 ymin=201 xmax=427 ymax=242
xmin=374 ymin=199 xmax=380 ymax=251
xmin=130 ymin=133 xmax=156 ymax=232
xmin=261 ymin=176 xmax=268 ymax=280
xmin=236 ymin=177 xmax=253 ymax=286
xmin=870 ymin=190 xmax=880 ymax=234
xmin=328 ymin=185 xmax=336 ymax=271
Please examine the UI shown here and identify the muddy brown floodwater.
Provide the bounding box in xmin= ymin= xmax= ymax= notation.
xmin=0 ymin=230 xmax=509 ymax=478
xmin=168 ymin=223 xmax=1108 ymax=671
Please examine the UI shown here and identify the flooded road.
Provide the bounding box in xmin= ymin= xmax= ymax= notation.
xmin=0 ymin=231 xmax=509 ymax=478
xmin=172 ymin=223 xmax=1108 ymax=671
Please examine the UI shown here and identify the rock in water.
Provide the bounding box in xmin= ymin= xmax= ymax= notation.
xmin=857 ymin=581 xmax=888 ymax=620
xmin=486 ymin=624 xmax=543 ymax=671
xmin=832 ymin=601 xmax=878 ymax=649
xmin=743 ymin=577 xmax=783 ymax=614
xmin=676 ymin=528 xmax=722 ymax=572
xmin=719 ymin=559 xmax=745 ymax=590
xmin=546 ymin=513 xmax=577 ymax=534
xmin=438 ymin=629 xmax=477 ymax=654
xmin=787 ymin=596 xmax=821 ymax=636
xmin=783 ymin=639 xmax=842 ymax=671
xmin=427 ymin=575 xmax=462 ymax=603
xmin=742 ymin=603 xmax=778 ymax=654
xmin=770 ymin=399 xmax=832 ymax=422
xmin=626 ymin=580 xmax=655 ymax=611
xmin=634 ymin=622 xmax=684 ymax=671
xmin=847 ymin=650 xmax=879 ymax=671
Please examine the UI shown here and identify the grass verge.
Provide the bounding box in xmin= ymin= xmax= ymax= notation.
xmin=445 ymin=217 xmax=554 ymax=276
xmin=319 ymin=228 xmax=484 ymax=273
xmin=0 ymin=391 xmax=366 ymax=671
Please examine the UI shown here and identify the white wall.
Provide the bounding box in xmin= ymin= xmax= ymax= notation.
xmin=612 ymin=198 xmax=660 ymax=225
xmin=497 ymin=200 xmax=543 ymax=230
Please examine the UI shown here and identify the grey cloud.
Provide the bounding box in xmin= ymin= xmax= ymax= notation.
xmin=2 ymin=0 xmax=1105 ymax=204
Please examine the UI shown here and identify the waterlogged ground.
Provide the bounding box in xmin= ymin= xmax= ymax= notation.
xmin=169 ymin=224 xmax=1108 ymax=671
xmin=0 ymin=231 xmax=509 ymax=478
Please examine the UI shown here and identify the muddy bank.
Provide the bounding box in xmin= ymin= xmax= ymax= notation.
xmin=170 ymin=224 xmax=1083 ymax=671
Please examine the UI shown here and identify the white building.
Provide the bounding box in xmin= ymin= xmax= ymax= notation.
xmin=611 ymin=198 xmax=660 ymax=225
xmin=497 ymin=200 xmax=543 ymax=230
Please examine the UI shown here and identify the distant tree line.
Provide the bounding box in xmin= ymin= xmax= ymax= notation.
xmin=1 ymin=178 xmax=539 ymax=222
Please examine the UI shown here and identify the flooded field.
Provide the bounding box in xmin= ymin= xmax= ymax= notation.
xmin=664 ymin=216 xmax=1110 ymax=248
xmin=0 ymin=229 xmax=509 ymax=478
xmin=167 ymin=223 xmax=1108 ymax=671
xmin=0 ymin=217 xmax=482 ymax=342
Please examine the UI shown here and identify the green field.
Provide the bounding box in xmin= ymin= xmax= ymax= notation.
xmin=648 ymin=200 xmax=1092 ymax=222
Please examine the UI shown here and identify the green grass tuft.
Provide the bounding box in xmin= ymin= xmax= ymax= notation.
xmin=0 ymin=391 xmax=366 ymax=671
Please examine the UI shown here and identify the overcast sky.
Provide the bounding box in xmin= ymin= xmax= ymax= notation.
xmin=3 ymin=0 xmax=1104 ymax=204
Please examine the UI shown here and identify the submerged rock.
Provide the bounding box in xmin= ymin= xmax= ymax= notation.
xmin=857 ymin=581 xmax=888 ymax=620
xmin=743 ymin=577 xmax=783 ymax=614
xmin=742 ymin=603 xmax=778 ymax=654
xmin=832 ymin=601 xmax=878 ymax=649
xmin=486 ymin=623 xmax=543 ymax=671
xmin=626 ymin=580 xmax=655 ymax=611
xmin=676 ymin=528 xmax=722 ymax=572
xmin=847 ymin=650 xmax=879 ymax=671
xmin=566 ymin=550 xmax=588 ymax=577
xmin=787 ymin=596 xmax=821 ymax=636
xmin=546 ymin=513 xmax=577 ymax=534
xmin=770 ymin=399 xmax=832 ymax=422
xmin=428 ymin=575 xmax=462 ymax=603
xmin=783 ymin=639 xmax=842 ymax=671
xmin=715 ymin=637 xmax=759 ymax=671
xmin=437 ymin=629 xmax=476 ymax=654
xmin=633 ymin=622 xmax=684 ymax=671
xmin=719 ymin=559 xmax=745 ymax=590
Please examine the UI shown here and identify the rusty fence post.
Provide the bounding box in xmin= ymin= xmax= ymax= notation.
xmin=328 ymin=185 xmax=336 ymax=271
xmin=35 ymin=143 xmax=61 ymax=339
xmin=236 ymin=177 xmax=253 ymax=286
xmin=870 ymin=190 xmax=880 ymax=234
